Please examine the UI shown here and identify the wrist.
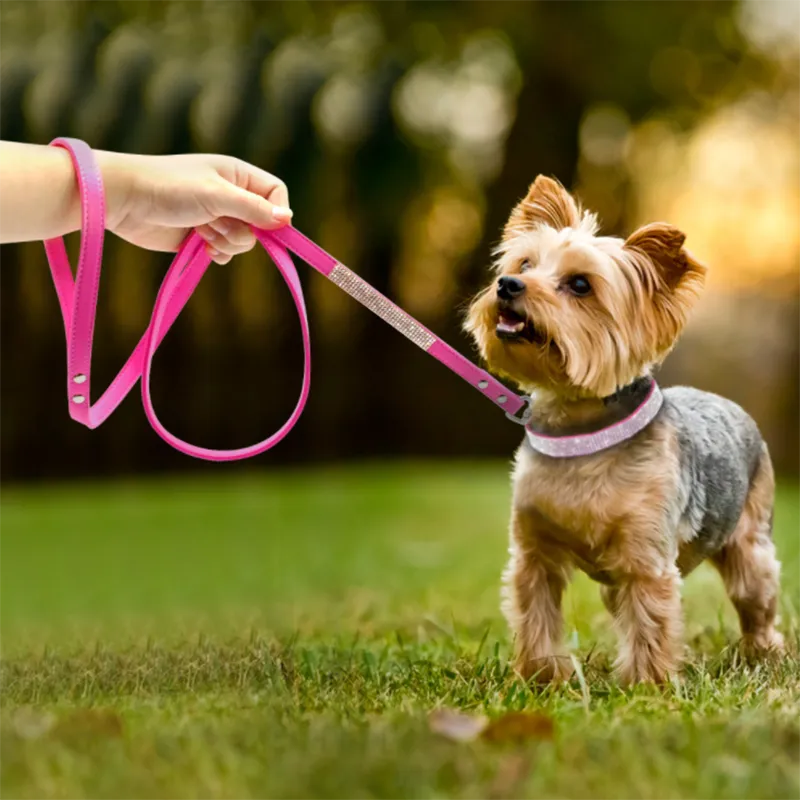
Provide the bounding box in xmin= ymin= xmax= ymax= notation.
xmin=95 ymin=149 xmax=134 ymax=233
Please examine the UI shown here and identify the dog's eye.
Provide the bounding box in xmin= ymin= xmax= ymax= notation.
xmin=566 ymin=275 xmax=592 ymax=296
xmin=519 ymin=259 xmax=533 ymax=273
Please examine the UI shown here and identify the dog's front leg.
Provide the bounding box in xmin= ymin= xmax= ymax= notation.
xmin=609 ymin=568 xmax=683 ymax=685
xmin=502 ymin=509 xmax=571 ymax=682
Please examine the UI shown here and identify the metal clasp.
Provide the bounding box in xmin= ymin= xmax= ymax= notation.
xmin=505 ymin=395 xmax=532 ymax=426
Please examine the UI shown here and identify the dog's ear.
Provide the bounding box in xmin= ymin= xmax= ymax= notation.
xmin=505 ymin=175 xmax=580 ymax=235
xmin=623 ymin=222 xmax=707 ymax=358
xmin=624 ymin=223 xmax=706 ymax=290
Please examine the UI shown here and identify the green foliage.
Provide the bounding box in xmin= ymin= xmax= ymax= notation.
xmin=1 ymin=464 xmax=798 ymax=798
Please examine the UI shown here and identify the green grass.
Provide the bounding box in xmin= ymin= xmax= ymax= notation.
xmin=1 ymin=462 xmax=798 ymax=799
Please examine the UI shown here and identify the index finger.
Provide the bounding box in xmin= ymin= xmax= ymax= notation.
xmin=230 ymin=159 xmax=290 ymax=213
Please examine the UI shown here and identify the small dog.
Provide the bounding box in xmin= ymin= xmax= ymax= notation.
xmin=465 ymin=176 xmax=783 ymax=684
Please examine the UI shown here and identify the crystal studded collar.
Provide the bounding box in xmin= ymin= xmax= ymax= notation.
xmin=525 ymin=381 xmax=664 ymax=458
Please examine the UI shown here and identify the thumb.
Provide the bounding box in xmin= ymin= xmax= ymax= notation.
xmin=210 ymin=182 xmax=293 ymax=230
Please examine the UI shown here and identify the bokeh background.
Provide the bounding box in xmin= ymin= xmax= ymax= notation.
xmin=1 ymin=0 xmax=798 ymax=482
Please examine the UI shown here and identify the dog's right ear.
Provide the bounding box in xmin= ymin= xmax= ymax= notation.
xmin=504 ymin=176 xmax=581 ymax=235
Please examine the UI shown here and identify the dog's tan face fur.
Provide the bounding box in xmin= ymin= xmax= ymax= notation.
xmin=465 ymin=176 xmax=706 ymax=400
xmin=463 ymin=178 xmax=782 ymax=686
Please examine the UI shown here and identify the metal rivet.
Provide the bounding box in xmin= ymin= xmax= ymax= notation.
xmin=73 ymin=373 xmax=87 ymax=384
xmin=72 ymin=394 xmax=86 ymax=404
xmin=478 ymin=380 xmax=489 ymax=389
xmin=498 ymin=394 xmax=508 ymax=404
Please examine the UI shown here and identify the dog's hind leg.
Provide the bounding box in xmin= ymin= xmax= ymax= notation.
xmin=711 ymin=445 xmax=783 ymax=656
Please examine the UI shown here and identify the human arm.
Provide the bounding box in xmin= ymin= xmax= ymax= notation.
xmin=0 ymin=141 xmax=292 ymax=263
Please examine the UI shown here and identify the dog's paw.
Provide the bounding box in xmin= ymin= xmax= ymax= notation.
xmin=741 ymin=629 xmax=785 ymax=660
xmin=516 ymin=655 xmax=574 ymax=684
xmin=614 ymin=656 xmax=678 ymax=686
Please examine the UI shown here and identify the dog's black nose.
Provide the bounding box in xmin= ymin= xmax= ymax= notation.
xmin=497 ymin=276 xmax=525 ymax=300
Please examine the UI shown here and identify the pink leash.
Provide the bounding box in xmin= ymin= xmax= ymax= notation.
xmin=44 ymin=138 xmax=530 ymax=462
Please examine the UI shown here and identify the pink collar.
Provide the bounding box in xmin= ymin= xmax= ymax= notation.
xmin=525 ymin=381 xmax=664 ymax=458
xmin=43 ymin=137 xmax=532 ymax=461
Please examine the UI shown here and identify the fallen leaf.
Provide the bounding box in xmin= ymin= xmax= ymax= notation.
xmin=53 ymin=709 xmax=124 ymax=740
xmin=481 ymin=711 xmax=554 ymax=743
xmin=429 ymin=709 xmax=555 ymax=745
xmin=429 ymin=708 xmax=488 ymax=742
xmin=10 ymin=707 xmax=56 ymax=740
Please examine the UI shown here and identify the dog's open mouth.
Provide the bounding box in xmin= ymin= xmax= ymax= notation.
xmin=495 ymin=306 xmax=545 ymax=344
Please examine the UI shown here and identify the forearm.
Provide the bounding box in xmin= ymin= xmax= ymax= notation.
xmin=0 ymin=141 xmax=126 ymax=244
xmin=0 ymin=142 xmax=289 ymax=258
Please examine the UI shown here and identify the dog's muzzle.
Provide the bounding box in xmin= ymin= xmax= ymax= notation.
xmin=497 ymin=275 xmax=525 ymax=301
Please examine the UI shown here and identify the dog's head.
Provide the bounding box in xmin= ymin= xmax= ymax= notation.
xmin=464 ymin=176 xmax=707 ymax=398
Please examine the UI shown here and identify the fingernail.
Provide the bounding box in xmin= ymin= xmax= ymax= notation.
xmin=200 ymin=229 xmax=216 ymax=241
xmin=215 ymin=220 xmax=230 ymax=235
xmin=207 ymin=245 xmax=221 ymax=258
xmin=272 ymin=206 xmax=293 ymax=222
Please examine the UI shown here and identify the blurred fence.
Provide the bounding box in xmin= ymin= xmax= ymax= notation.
xmin=1 ymin=0 xmax=797 ymax=481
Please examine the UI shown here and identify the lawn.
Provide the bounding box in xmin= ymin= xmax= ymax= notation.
xmin=1 ymin=462 xmax=798 ymax=799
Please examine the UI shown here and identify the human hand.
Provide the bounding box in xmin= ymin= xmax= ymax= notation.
xmin=99 ymin=151 xmax=292 ymax=264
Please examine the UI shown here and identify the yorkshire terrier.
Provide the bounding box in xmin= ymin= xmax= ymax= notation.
xmin=465 ymin=176 xmax=783 ymax=684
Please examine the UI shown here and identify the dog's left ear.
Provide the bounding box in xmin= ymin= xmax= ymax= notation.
xmin=623 ymin=222 xmax=707 ymax=357
xmin=624 ymin=223 xmax=706 ymax=290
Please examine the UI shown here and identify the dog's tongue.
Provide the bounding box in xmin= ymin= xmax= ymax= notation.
xmin=497 ymin=319 xmax=525 ymax=334
xmin=497 ymin=310 xmax=525 ymax=335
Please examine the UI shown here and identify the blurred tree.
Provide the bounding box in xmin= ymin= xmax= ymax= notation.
xmin=0 ymin=0 xmax=796 ymax=480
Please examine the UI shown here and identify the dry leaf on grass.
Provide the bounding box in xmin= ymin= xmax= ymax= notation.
xmin=429 ymin=708 xmax=488 ymax=741
xmin=429 ymin=709 xmax=554 ymax=744
xmin=481 ymin=711 xmax=555 ymax=743
xmin=11 ymin=707 xmax=56 ymax=740
xmin=53 ymin=709 xmax=124 ymax=740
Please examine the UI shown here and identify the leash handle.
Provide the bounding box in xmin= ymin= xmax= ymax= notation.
xmin=44 ymin=138 xmax=312 ymax=461
xmin=43 ymin=138 xmax=526 ymax=462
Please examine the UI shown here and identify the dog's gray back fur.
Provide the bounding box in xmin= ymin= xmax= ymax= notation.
xmin=663 ymin=386 xmax=767 ymax=566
